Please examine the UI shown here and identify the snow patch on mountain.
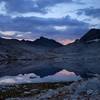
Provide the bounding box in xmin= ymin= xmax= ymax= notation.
xmin=87 ymin=39 xmax=100 ymax=43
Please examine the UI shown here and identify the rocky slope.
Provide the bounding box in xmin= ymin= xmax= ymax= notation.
xmin=53 ymin=28 xmax=100 ymax=77
xmin=0 ymin=37 xmax=63 ymax=77
xmin=1 ymin=75 xmax=100 ymax=100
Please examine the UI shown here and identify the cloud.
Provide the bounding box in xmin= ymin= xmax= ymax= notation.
xmin=0 ymin=15 xmax=89 ymax=32
xmin=0 ymin=0 xmax=83 ymax=14
xmin=0 ymin=14 xmax=90 ymax=41
xmin=77 ymin=7 xmax=100 ymax=19
xmin=0 ymin=31 xmax=15 ymax=36
xmin=0 ymin=0 xmax=98 ymax=44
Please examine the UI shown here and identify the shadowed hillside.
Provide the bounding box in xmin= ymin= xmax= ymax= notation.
xmin=0 ymin=29 xmax=100 ymax=78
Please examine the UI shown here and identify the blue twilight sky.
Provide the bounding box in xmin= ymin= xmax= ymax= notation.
xmin=0 ymin=0 xmax=100 ymax=44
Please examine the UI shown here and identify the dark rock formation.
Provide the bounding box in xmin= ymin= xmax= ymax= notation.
xmin=80 ymin=28 xmax=100 ymax=42
xmin=32 ymin=36 xmax=63 ymax=47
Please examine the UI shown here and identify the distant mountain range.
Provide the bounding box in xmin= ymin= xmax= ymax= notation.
xmin=0 ymin=36 xmax=63 ymax=48
xmin=0 ymin=28 xmax=100 ymax=78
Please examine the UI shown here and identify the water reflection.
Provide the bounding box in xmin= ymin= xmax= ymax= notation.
xmin=0 ymin=60 xmax=62 ymax=77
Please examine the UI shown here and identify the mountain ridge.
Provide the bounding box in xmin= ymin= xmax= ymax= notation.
xmin=0 ymin=28 xmax=100 ymax=77
xmin=80 ymin=28 xmax=100 ymax=42
xmin=0 ymin=36 xmax=63 ymax=48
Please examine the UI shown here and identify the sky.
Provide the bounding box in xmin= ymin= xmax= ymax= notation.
xmin=0 ymin=0 xmax=100 ymax=44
